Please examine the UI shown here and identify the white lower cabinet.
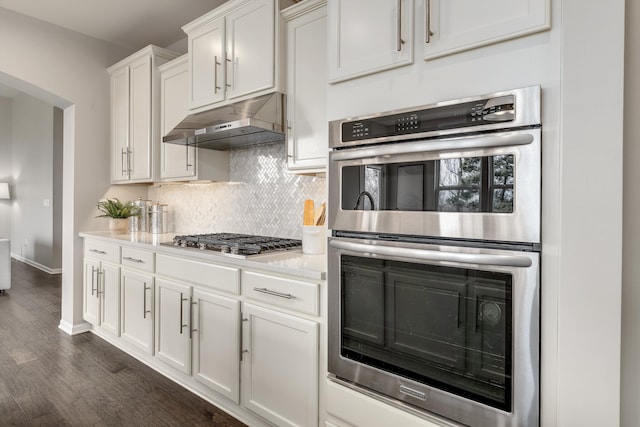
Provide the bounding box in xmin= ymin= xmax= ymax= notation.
xmin=83 ymin=258 xmax=121 ymax=335
xmin=192 ymin=288 xmax=241 ymax=402
xmin=83 ymin=239 xmax=121 ymax=336
xmin=82 ymin=237 xmax=323 ymax=427
xmin=155 ymin=278 xmax=192 ymax=373
xmin=242 ymin=303 xmax=319 ymax=427
xmin=154 ymin=278 xmax=242 ymax=404
xmin=121 ymin=268 xmax=155 ymax=354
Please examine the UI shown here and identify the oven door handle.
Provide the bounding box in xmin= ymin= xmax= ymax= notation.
xmin=329 ymin=239 xmax=532 ymax=268
xmin=331 ymin=132 xmax=534 ymax=161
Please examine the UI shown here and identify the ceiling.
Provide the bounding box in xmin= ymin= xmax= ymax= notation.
xmin=0 ymin=0 xmax=232 ymax=98
xmin=0 ymin=0 xmax=228 ymax=51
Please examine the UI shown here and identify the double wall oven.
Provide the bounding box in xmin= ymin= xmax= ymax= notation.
xmin=327 ymin=86 xmax=541 ymax=426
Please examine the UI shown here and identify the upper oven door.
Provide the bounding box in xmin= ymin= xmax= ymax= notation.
xmin=328 ymin=128 xmax=541 ymax=244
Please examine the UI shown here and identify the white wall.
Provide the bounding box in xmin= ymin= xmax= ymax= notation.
xmin=10 ymin=93 xmax=57 ymax=270
xmin=621 ymin=0 xmax=640 ymax=425
xmin=0 ymin=97 xmax=11 ymax=239
xmin=0 ymin=8 xmax=132 ymax=333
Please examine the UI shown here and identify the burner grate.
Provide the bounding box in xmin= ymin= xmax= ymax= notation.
xmin=167 ymin=233 xmax=302 ymax=257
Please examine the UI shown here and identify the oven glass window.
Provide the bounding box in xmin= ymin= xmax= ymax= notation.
xmin=340 ymin=255 xmax=513 ymax=411
xmin=342 ymin=154 xmax=514 ymax=213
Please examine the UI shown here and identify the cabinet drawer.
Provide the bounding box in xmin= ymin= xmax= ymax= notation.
xmin=121 ymin=247 xmax=155 ymax=273
xmin=84 ymin=239 xmax=120 ymax=264
xmin=156 ymin=253 xmax=240 ymax=294
xmin=242 ymin=271 xmax=319 ymax=316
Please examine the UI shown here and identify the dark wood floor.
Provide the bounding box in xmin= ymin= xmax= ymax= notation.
xmin=0 ymin=259 xmax=248 ymax=426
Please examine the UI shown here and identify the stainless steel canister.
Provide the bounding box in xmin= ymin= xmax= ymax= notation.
xmin=133 ymin=198 xmax=151 ymax=232
xmin=150 ymin=202 xmax=168 ymax=234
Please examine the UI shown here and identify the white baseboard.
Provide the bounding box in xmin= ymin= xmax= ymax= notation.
xmin=58 ymin=319 xmax=91 ymax=335
xmin=12 ymin=254 xmax=62 ymax=274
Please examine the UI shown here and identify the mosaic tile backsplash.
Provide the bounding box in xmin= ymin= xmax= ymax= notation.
xmin=148 ymin=143 xmax=327 ymax=240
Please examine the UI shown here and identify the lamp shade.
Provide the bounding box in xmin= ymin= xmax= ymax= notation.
xmin=0 ymin=183 xmax=9 ymax=200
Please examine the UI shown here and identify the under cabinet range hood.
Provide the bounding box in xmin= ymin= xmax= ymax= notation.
xmin=163 ymin=92 xmax=285 ymax=150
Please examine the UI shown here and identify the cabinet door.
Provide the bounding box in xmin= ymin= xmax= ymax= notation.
xmin=225 ymin=0 xmax=275 ymax=100
xmin=328 ymin=0 xmax=414 ymax=83
xmin=155 ymin=278 xmax=192 ymax=374
xmin=128 ymin=54 xmax=153 ymax=181
xmin=121 ymin=268 xmax=154 ymax=354
xmin=83 ymin=259 xmax=101 ymax=326
xmin=100 ymin=262 xmax=121 ymax=336
xmin=189 ymin=17 xmax=226 ymax=109
xmin=192 ymin=289 xmax=241 ymax=403
xmin=423 ymin=0 xmax=550 ymax=60
xmin=286 ymin=4 xmax=328 ymax=173
xmin=110 ymin=66 xmax=130 ymax=182
xmin=242 ymin=303 xmax=318 ymax=427
xmin=160 ymin=59 xmax=196 ymax=180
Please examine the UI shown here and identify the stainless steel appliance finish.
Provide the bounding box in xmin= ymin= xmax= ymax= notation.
xmin=327 ymin=86 xmax=542 ymax=427
xmin=328 ymin=85 xmax=541 ymax=246
xmin=327 ymin=236 xmax=540 ymax=427
xmin=164 ymin=233 xmax=302 ymax=258
xmin=163 ymin=92 xmax=285 ymax=150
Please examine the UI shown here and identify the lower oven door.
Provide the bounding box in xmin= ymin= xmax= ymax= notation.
xmin=327 ymin=236 xmax=539 ymax=427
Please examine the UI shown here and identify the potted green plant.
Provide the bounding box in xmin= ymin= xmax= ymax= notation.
xmin=96 ymin=198 xmax=139 ymax=234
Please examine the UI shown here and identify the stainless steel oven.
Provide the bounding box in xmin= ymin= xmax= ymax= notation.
xmin=327 ymin=86 xmax=541 ymax=427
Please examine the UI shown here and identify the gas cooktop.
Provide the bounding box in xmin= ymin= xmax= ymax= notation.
xmin=163 ymin=233 xmax=302 ymax=258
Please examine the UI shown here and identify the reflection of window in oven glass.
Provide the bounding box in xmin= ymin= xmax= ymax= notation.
xmin=437 ymin=157 xmax=482 ymax=212
xmin=491 ymin=155 xmax=514 ymax=213
xmin=436 ymin=155 xmax=514 ymax=213
xmin=364 ymin=166 xmax=382 ymax=210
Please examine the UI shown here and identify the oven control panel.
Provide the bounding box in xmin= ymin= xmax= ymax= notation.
xmin=341 ymin=94 xmax=516 ymax=143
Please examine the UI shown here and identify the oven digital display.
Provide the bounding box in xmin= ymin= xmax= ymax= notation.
xmin=341 ymin=96 xmax=515 ymax=142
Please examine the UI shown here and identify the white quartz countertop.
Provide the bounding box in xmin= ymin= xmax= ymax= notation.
xmin=79 ymin=231 xmax=327 ymax=281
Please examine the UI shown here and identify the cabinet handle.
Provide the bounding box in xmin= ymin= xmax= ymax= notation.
xmin=225 ymin=55 xmax=233 ymax=90
xmin=90 ymin=249 xmax=107 ymax=255
xmin=121 ymin=148 xmax=127 ymax=176
xmin=122 ymin=256 xmax=144 ymax=264
xmin=96 ymin=269 xmax=104 ymax=295
xmin=143 ymin=283 xmax=151 ymax=319
xmin=91 ymin=266 xmax=98 ymax=296
xmin=214 ymin=55 xmax=221 ymax=94
xmin=185 ymin=143 xmax=193 ymax=170
xmin=179 ymin=292 xmax=189 ymax=334
xmin=253 ymin=287 xmax=294 ymax=300
xmin=396 ymin=0 xmax=405 ymax=51
xmin=426 ymin=0 xmax=434 ymax=43
xmin=190 ymin=298 xmax=197 ymax=339
xmin=127 ymin=148 xmax=132 ymax=174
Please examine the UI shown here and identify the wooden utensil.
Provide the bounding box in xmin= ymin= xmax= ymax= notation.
xmin=315 ymin=202 xmax=326 ymax=226
xmin=303 ymin=199 xmax=315 ymax=226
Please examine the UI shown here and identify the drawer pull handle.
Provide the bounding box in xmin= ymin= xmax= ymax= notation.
xmin=253 ymin=287 xmax=293 ymax=300
xmin=123 ymin=256 xmax=144 ymax=263
xmin=90 ymin=249 xmax=107 ymax=255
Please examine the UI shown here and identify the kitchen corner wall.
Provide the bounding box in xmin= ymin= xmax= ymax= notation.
xmin=148 ymin=142 xmax=326 ymax=239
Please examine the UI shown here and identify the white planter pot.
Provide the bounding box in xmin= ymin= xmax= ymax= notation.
xmin=109 ymin=218 xmax=128 ymax=234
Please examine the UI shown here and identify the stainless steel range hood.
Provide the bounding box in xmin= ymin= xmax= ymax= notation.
xmin=163 ymin=92 xmax=285 ymax=150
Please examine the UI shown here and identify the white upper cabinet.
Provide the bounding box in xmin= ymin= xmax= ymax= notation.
xmin=328 ymin=0 xmax=550 ymax=82
xmin=225 ymin=0 xmax=275 ymax=100
xmin=184 ymin=0 xmax=282 ymax=112
xmin=108 ymin=45 xmax=178 ymax=184
xmin=188 ymin=16 xmax=226 ymax=109
xmin=159 ymin=55 xmax=230 ymax=182
xmin=284 ymin=0 xmax=328 ymax=174
xmin=328 ymin=0 xmax=414 ymax=83
xmin=423 ymin=0 xmax=551 ymax=60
